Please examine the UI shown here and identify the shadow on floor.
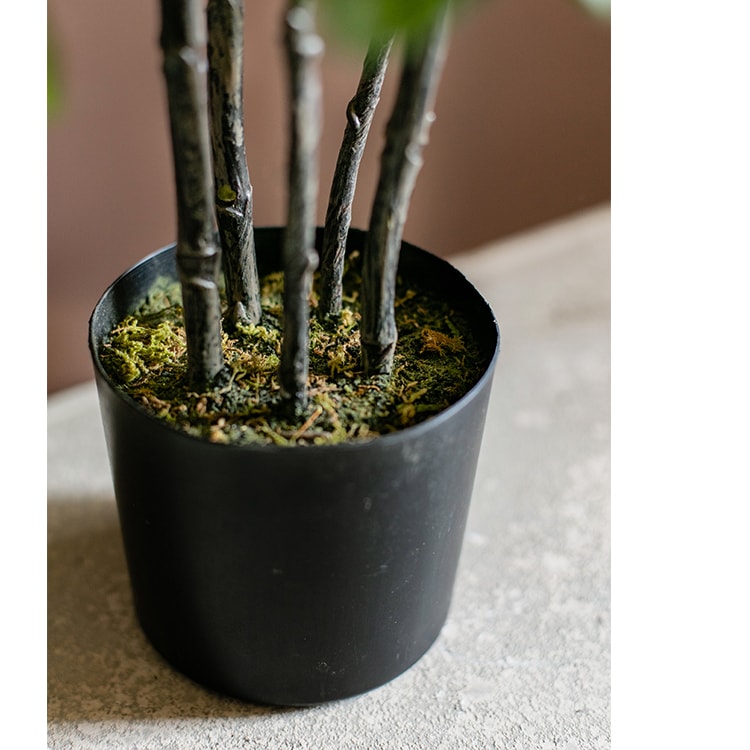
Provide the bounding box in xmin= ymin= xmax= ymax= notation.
xmin=47 ymin=497 xmax=300 ymax=723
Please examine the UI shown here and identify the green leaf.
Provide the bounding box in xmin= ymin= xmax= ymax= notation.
xmin=48 ymin=27 xmax=64 ymax=119
xmin=320 ymin=0 xmax=453 ymax=46
xmin=572 ymin=0 xmax=610 ymax=21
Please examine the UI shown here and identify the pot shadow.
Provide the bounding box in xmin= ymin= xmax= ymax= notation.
xmin=48 ymin=497 xmax=301 ymax=723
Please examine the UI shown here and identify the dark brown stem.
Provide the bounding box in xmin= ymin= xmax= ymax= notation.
xmin=318 ymin=35 xmax=393 ymax=319
xmin=160 ymin=0 xmax=225 ymax=390
xmin=280 ymin=0 xmax=324 ymax=414
xmin=360 ymin=5 xmax=451 ymax=376
xmin=207 ymin=0 xmax=261 ymax=330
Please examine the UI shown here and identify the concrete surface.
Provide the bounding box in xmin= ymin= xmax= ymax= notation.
xmin=47 ymin=204 xmax=610 ymax=749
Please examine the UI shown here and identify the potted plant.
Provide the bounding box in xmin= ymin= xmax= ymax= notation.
xmin=89 ymin=0 xmax=500 ymax=706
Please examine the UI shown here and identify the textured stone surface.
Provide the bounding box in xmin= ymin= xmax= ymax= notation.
xmin=48 ymin=204 xmax=610 ymax=749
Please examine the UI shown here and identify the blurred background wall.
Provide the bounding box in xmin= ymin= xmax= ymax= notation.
xmin=47 ymin=0 xmax=610 ymax=394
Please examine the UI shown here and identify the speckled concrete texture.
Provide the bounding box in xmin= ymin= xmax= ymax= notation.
xmin=48 ymin=205 xmax=610 ymax=749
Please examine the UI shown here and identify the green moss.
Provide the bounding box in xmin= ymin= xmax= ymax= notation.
xmin=99 ymin=255 xmax=487 ymax=446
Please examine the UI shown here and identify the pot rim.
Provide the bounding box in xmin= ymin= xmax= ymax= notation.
xmin=89 ymin=235 xmax=500 ymax=454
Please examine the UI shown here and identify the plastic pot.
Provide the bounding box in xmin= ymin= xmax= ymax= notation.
xmin=88 ymin=227 xmax=500 ymax=706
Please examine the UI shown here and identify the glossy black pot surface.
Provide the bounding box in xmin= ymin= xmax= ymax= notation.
xmin=89 ymin=228 xmax=500 ymax=706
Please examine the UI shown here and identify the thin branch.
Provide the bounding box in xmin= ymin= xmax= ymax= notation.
xmin=360 ymin=4 xmax=451 ymax=376
xmin=318 ymin=35 xmax=393 ymax=319
xmin=160 ymin=0 xmax=225 ymax=389
xmin=207 ymin=0 xmax=261 ymax=330
xmin=279 ymin=0 xmax=324 ymax=414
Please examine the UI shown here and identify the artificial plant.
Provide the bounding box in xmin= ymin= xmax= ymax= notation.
xmin=159 ymin=0 xmax=607 ymax=413
xmin=159 ymin=0 xmax=454 ymax=416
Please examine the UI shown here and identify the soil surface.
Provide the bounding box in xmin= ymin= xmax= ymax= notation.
xmin=99 ymin=256 xmax=486 ymax=446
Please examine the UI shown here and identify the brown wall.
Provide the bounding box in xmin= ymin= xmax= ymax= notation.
xmin=47 ymin=0 xmax=610 ymax=394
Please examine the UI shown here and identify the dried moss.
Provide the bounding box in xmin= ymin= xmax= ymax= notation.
xmin=99 ymin=253 xmax=486 ymax=446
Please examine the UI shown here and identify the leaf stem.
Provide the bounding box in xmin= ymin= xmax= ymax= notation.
xmin=279 ymin=0 xmax=324 ymax=414
xmin=360 ymin=3 xmax=451 ymax=376
xmin=318 ymin=35 xmax=393 ymax=319
xmin=160 ymin=0 xmax=225 ymax=390
xmin=207 ymin=0 xmax=262 ymax=330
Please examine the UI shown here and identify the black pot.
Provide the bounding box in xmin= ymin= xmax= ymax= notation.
xmin=89 ymin=228 xmax=500 ymax=706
